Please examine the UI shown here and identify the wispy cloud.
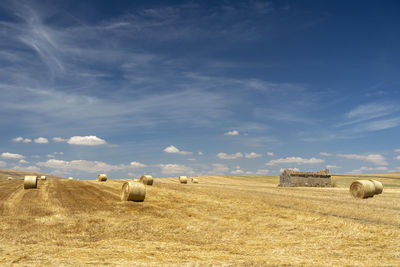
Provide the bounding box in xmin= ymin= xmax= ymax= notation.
xmin=231 ymin=169 xmax=244 ymax=175
xmin=217 ymin=152 xmax=243 ymax=160
xmin=319 ymin=152 xmax=332 ymax=156
xmin=37 ymin=159 xmax=130 ymax=173
xmin=53 ymin=137 xmax=67 ymax=142
xmin=159 ymin=163 xmax=194 ymax=174
xmin=326 ymin=165 xmax=339 ymax=169
xmin=337 ymin=102 xmax=400 ymax=132
xmin=346 ymin=103 xmax=396 ymax=121
xmin=349 ymin=166 xmax=388 ymax=174
xmin=266 ymin=157 xmax=324 ymax=166
xmin=336 ymin=153 xmax=388 ymax=165
xmin=11 ymin=165 xmax=40 ymax=172
xmin=205 ymin=163 xmax=229 ymax=175
xmin=245 ymin=152 xmax=262 ymax=158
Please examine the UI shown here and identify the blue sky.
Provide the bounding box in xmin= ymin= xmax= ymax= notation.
xmin=1 ymin=0 xmax=400 ymax=179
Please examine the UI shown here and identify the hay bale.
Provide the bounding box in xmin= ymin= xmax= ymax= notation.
xmin=349 ymin=180 xmax=376 ymax=199
xmin=24 ymin=176 xmax=38 ymax=189
xmin=7 ymin=177 xmax=12 ymax=180
xmin=97 ymin=174 xmax=107 ymax=182
xmin=68 ymin=177 xmax=73 ymax=180
xmin=192 ymin=178 xmax=199 ymax=183
xmin=179 ymin=176 xmax=188 ymax=184
xmin=121 ymin=181 xmax=146 ymax=202
xmin=369 ymin=179 xmax=383 ymax=195
xmin=40 ymin=176 xmax=46 ymax=180
xmin=139 ymin=175 xmax=153 ymax=185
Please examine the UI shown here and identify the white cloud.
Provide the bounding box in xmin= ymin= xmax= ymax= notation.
xmin=231 ymin=169 xmax=244 ymax=175
xmin=198 ymin=152 xmax=203 ymax=156
xmin=31 ymin=155 xmax=41 ymax=159
xmin=349 ymin=166 xmax=388 ymax=174
xmin=395 ymin=149 xmax=400 ymax=153
xmin=187 ymin=158 xmax=196 ymax=161
xmin=326 ymin=165 xmax=339 ymax=169
xmin=267 ymin=157 xmax=324 ymax=166
xmin=395 ymin=155 xmax=400 ymax=160
xmin=53 ymin=152 xmax=64 ymax=155
xmin=47 ymin=154 xmax=55 ymax=158
xmin=19 ymin=159 xmax=29 ymax=164
xmin=37 ymin=159 xmax=127 ymax=173
xmin=280 ymin=168 xmax=300 ymax=173
xmin=256 ymin=169 xmax=269 ymax=175
xmin=224 ymin=130 xmax=239 ymax=136
xmin=0 ymin=161 xmax=7 ymax=168
xmin=336 ymin=153 xmax=388 ymax=165
xmin=34 ymin=137 xmax=49 ymax=144
xmin=163 ymin=145 xmax=192 ymax=155
xmin=67 ymin=136 xmax=107 ymax=146
xmin=159 ymin=164 xmax=193 ymax=174
xmin=245 ymin=152 xmax=262 ymax=159
xmin=267 ymin=152 xmax=274 ymax=156
xmin=53 ymin=137 xmax=67 ymax=142
xmin=12 ymin=137 xmax=32 ymax=143
xmin=217 ymin=152 xmax=243 ymax=160
xmin=319 ymin=152 xmax=332 ymax=157
xmin=1 ymin=152 xmax=25 ymax=159
xmin=130 ymin=161 xmax=147 ymax=168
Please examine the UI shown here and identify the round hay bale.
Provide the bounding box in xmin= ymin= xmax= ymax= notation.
xmin=24 ymin=176 xmax=38 ymax=189
xmin=192 ymin=178 xmax=199 ymax=183
xmin=97 ymin=174 xmax=107 ymax=182
xmin=369 ymin=179 xmax=383 ymax=195
xmin=68 ymin=177 xmax=73 ymax=180
xmin=121 ymin=181 xmax=146 ymax=202
xmin=349 ymin=180 xmax=376 ymax=199
xmin=139 ymin=175 xmax=153 ymax=185
xmin=7 ymin=177 xmax=12 ymax=180
xmin=179 ymin=176 xmax=188 ymax=184
xmin=40 ymin=176 xmax=46 ymax=180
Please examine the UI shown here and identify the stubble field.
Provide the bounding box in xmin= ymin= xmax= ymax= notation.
xmin=0 ymin=173 xmax=399 ymax=266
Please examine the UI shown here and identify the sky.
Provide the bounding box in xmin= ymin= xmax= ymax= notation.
xmin=1 ymin=0 xmax=400 ymax=179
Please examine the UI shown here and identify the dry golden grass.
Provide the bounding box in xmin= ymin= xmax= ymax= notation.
xmin=0 ymin=174 xmax=399 ymax=266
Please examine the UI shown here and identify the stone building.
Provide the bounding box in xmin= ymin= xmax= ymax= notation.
xmin=279 ymin=169 xmax=331 ymax=187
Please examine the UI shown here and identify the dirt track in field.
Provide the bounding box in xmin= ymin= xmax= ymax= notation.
xmin=0 ymin=176 xmax=399 ymax=266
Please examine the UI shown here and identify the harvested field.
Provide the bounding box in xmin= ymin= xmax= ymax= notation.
xmin=0 ymin=174 xmax=399 ymax=266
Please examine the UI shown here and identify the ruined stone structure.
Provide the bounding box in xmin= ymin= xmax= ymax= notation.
xmin=279 ymin=169 xmax=331 ymax=187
